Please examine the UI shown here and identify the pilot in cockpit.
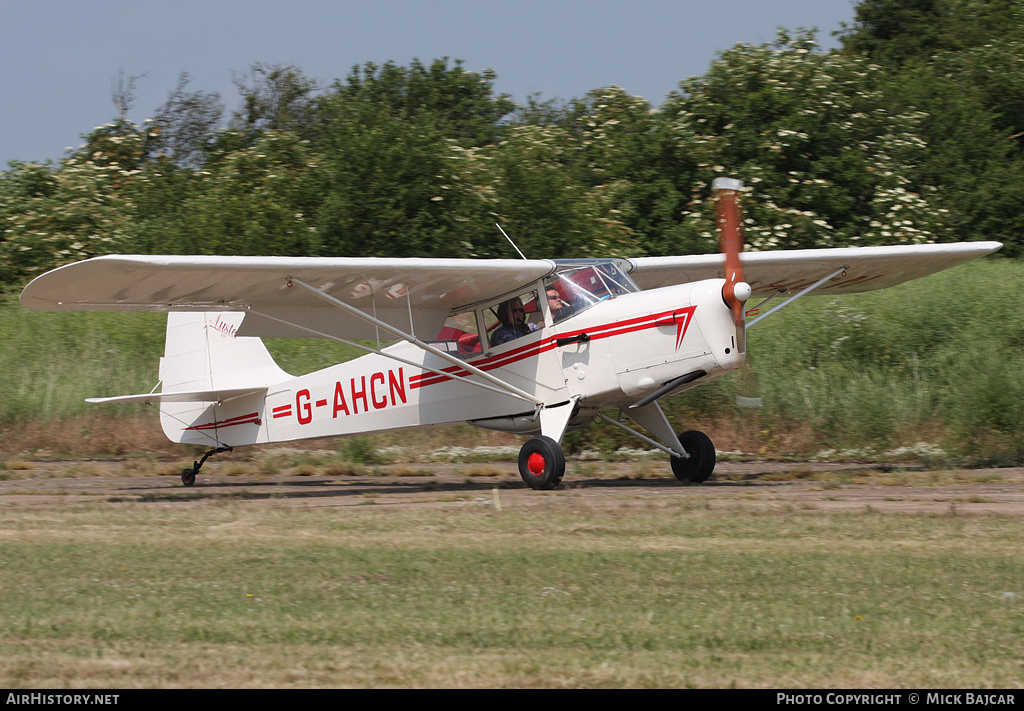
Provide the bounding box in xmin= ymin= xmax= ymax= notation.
xmin=546 ymin=285 xmax=575 ymax=324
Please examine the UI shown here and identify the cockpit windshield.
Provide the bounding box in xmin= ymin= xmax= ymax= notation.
xmin=544 ymin=259 xmax=640 ymax=323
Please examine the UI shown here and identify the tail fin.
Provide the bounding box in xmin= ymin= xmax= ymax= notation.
xmin=160 ymin=312 xmax=289 ymax=393
xmin=158 ymin=312 xmax=290 ymax=446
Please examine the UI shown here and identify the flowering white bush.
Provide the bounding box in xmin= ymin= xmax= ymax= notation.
xmin=662 ymin=30 xmax=947 ymax=252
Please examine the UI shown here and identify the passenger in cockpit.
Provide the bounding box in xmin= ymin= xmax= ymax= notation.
xmin=489 ymin=297 xmax=538 ymax=346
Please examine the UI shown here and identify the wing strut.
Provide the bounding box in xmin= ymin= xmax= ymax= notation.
xmin=282 ymin=278 xmax=545 ymax=407
xmin=595 ymin=410 xmax=687 ymax=459
xmin=746 ymin=267 xmax=848 ymax=329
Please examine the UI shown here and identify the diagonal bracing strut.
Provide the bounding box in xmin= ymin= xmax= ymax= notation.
xmin=285 ymin=278 xmax=545 ymax=407
xmin=745 ymin=267 xmax=848 ymax=329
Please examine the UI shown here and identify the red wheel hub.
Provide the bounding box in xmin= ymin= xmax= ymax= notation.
xmin=527 ymin=452 xmax=546 ymax=476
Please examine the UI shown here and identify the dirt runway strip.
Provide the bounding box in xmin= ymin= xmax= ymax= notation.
xmin=3 ymin=458 xmax=1024 ymax=515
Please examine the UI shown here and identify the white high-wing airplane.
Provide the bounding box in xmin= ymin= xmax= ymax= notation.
xmin=20 ymin=179 xmax=1001 ymax=488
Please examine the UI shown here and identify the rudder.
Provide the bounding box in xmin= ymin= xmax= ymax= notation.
xmin=159 ymin=312 xmax=290 ymax=446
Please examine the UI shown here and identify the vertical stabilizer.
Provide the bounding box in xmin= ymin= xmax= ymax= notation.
xmin=160 ymin=312 xmax=290 ymax=392
xmin=158 ymin=312 xmax=291 ymax=446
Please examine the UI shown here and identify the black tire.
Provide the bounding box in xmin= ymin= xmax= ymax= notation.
xmin=670 ymin=430 xmax=716 ymax=483
xmin=518 ymin=436 xmax=566 ymax=490
xmin=181 ymin=468 xmax=196 ymax=487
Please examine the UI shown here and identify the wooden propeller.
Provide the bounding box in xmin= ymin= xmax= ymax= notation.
xmin=712 ymin=177 xmax=751 ymax=350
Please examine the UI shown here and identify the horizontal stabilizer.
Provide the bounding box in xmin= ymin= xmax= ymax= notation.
xmin=86 ymin=387 xmax=266 ymax=405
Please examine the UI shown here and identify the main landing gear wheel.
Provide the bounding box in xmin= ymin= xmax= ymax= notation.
xmin=518 ymin=435 xmax=566 ymax=490
xmin=181 ymin=468 xmax=197 ymax=487
xmin=671 ymin=430 xmax=716 ymax=483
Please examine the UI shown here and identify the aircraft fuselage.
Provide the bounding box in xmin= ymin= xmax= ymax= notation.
xmin=161 ymin=277 xmax=745 ymax=446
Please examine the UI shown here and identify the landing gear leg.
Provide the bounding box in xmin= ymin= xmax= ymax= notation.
xmin=518 ymin=436 xmax=565 ymax=490
xmin=181 ymin=446 xmax=233 ymax=487
xmin=670 ymin=430 xmax=716 ymax=483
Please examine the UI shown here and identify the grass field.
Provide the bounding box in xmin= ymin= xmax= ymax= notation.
xmin=1 ymin=466 xmax=1022 ymax=688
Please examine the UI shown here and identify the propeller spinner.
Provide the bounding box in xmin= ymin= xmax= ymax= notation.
xmin=712 ymin=177 xmax=751 ymax=351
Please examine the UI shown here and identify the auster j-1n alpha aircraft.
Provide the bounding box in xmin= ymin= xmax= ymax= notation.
xmin=20 ymin=179 xmax=1001 ymax=488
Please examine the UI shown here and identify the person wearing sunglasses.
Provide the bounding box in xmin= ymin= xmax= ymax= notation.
xmin=489 ymin=296 xmax=538 ymax=347
xmin=546 ymin=286 xmax=576 ymax=324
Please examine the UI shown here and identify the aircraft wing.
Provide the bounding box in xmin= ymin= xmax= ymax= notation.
xmin=19 ymin=243 xmax=1002 ymax=339
xmin=627 ymin=242 xmax=1003 ymax=296
xmin=20 ymin=255 xmax=555 ymax=340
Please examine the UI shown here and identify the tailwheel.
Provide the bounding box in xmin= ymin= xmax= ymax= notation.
xmin=178 ymin=446 xmax=231 ymax=487
xmin=518 ymin=435 xmax=565 ymax=490
xmin=670 ymin=430 xmax=716 ymax=483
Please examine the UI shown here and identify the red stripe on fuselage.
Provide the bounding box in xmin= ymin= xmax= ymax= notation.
xmin=183 ymin=412 xmax=261 ymax=431
xmin=411 ymin=306 xmax=693 ymax=390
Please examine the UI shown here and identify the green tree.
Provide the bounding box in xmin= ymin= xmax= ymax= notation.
xmin=228 ymin=63 xmax=321 ymax=144
xmin=448 ymin=122 xmax=637 ymax=259
xmin=839 ymin=0 xmax=962 ymax=65
xmin=147 ymin=72 xmax=225 ymax=167
xmin=658 ymin=30 xmax=949 ymax=253
xmin=525 ymin=87 xmax=687 ymax=258
xmin=170 ymin=130 xmax=325 ymax=256
xmin=333 ymin=58 xmax=515 ymax=146
xmin=840 ymin=0 xmax=1024 ymax=252
xmin=873 ymin=61 xmax=1024 ymax=253
xmin=0 ymin=122 xmax=149 ymax=284
xmin=311 ymin=59 xmax=517 ymax=258
xmin=839 ymin=0 xmax=1021 ymax=66
xmin=840 ymin=2 xmax=1024 ymax=144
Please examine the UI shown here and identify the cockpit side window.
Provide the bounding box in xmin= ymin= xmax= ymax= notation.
xmin=546 ymin=260 xmax=639 ymax=321
xmin=592 ymin=263 xmax=636 ymax=296
xmin=483 ymin=289 xmax=541 ymax=348
xmin=433 ymin=310 xmax=482 ymax=358
xmin=544 ymin=280 xmax=576 ymax=324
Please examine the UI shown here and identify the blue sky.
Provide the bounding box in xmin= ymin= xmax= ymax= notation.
xmin=1 ymin=0 xmax=860 ymax=166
